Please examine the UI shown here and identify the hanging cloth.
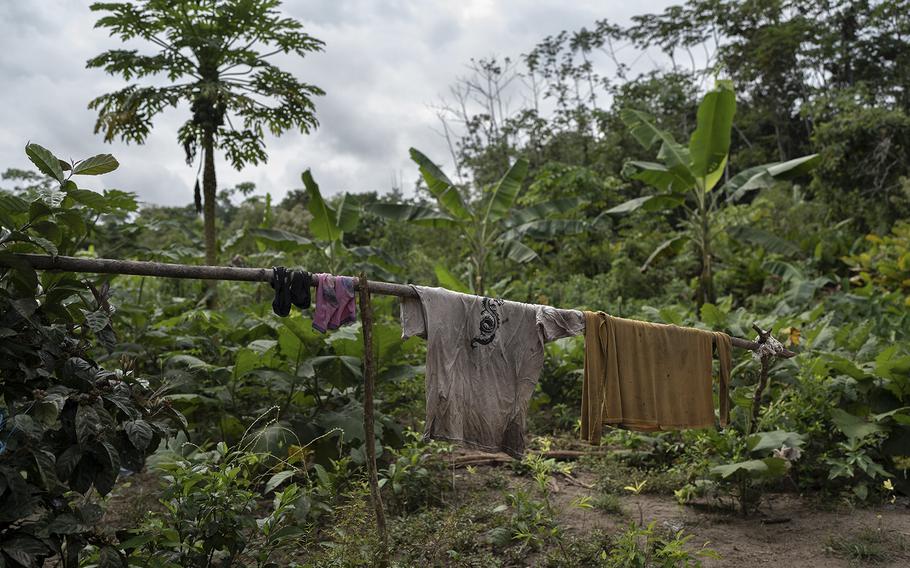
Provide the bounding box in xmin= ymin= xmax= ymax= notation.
xmin=270 ymin=267 xmax=311 ymax=317
xmin=400 ymin=285 xmax=585 ymax=457
xmin=312 ymin=274 xmax=357 ymax=332
xmin=581 ymin=311 xmax=731 ymax=444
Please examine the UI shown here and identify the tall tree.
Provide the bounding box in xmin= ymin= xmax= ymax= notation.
xmin=86 ymin=0 xmax=324 ymax=300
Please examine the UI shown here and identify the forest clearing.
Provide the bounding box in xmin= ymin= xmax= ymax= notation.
xmin=1 ymin=1 xmax=909 ymax=567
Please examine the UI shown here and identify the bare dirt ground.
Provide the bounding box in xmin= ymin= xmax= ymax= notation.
xmin=541 ymin=468 xmax=910 ymax=568
xmin=102 ymin=458 xmax=910 ymax=566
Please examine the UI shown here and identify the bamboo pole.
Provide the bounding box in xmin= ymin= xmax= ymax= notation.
xmin=0 ymin=253 xmax=795 ymax=358
xmin=357 ymin=273 xmax=389 ymax=564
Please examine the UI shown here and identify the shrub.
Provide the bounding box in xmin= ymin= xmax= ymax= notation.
xmin=0 ymin=144 xmax=180 ymax=567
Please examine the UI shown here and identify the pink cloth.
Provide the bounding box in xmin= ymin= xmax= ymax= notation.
xmin=312 ymin=274 xmax=357 ymax=333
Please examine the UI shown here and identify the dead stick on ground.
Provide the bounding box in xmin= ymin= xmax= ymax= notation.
xmin=452 ymin=450 xmax=597 ymax=466
xmin=359 ymin=273 xmax=388 ymax=564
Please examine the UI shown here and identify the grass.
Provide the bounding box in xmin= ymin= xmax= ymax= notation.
xmin=825 ymin=527 xmax=908 ymax=566
xmin=586 ymin=454 xmax=686 ymax=495
xmin=592 ymin=492 xmax=625 ymax=515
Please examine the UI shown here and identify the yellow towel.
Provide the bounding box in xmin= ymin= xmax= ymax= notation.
xmin=581 ymin=311 xmax=732 ymax=444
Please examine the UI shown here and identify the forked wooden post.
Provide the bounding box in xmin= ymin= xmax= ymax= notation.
xmin=357 ymin=273 xmax=389 ymax=564
xmin=749 ymin=324 xmax=775 ymax=434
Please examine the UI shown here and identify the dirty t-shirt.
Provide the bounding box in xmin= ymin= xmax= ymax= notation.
xmin=400 ymin=286 xmax=585 ymax=457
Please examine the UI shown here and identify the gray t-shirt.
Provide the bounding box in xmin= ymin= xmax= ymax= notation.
xmin=400 ymin=286 xmax=585 ymax=456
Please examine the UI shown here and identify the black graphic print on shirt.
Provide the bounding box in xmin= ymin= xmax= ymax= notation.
xmin=471 ymin=297 xmax=505 ymax=348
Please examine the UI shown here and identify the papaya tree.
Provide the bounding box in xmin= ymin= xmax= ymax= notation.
xmin=369 ymin=148 xmax=585 ymax=295
xmin=611 ymin=81 xmax=819 ymax=306
xmin=86 ymin=0 xmax=324 ymax=303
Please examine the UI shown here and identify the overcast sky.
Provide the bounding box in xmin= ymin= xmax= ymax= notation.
xmin=0 ymin=0 xmax=675 ymax=207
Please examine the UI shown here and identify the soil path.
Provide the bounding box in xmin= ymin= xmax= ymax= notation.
xmin=543 ymin=469 xmax=910 ymax=567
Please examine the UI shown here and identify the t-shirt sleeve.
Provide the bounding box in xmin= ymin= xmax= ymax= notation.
xmin=536 ymin=306 xmax=586 ymax=342
xmin=399 ymin=296 xmax=428 ymax=339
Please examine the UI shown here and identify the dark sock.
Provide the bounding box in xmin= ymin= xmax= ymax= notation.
xmin=289 ymin=270 xmax=311 ymax=310
xmin=270 ymin=266 xmax=292 ymax=317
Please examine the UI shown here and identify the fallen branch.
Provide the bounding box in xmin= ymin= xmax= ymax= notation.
xmin=451 ymin=449 xmax=599 ymax=467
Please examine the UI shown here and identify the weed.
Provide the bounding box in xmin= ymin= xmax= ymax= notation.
xmin=608 ymin=521 xmax=720 ymax=568
xmin=379 ymin=429 xmax=452 ymax=514
xmin=825 ymin=526 xmax=908 ymax=566
xmin=593 ymin=492 xmax=625 ymax=515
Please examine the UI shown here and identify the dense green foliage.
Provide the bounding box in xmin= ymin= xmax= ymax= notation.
xmin=2 ymin=1 xmax=910 ymax=565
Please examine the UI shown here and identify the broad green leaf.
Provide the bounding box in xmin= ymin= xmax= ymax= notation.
xmin=699 ymin=302 xmax=727 ymax=328
xmin=317 ymin=404 xmax=366 ymax=442
xmin=727 ymin=225 xmax=801 ymax=255
xmin=233 ymin=348 xmax=260 ymax=379
xmin=102 ymin=189 xmax=138 ymax=212
xmin=768 ymin=154 xmax=820 ymax=179
xmin=746 ymin=430 xmax=805 ymax=453
xmin=689 ymin=82 xmax=736 ymax=189
xmin=302 ymin=170 xmax=342 ymax=242
xmin=619 ymin=109 xmax=695 ymax=184
xmin=510 ymin=197 xmax=581 ymax=224
xmin=409 ymin=148 xmax=472 ymax=221
xmin=348 ymin=246 xmax=402 ymax=269
xmin=874 ymin=346 xmax=910 ymax=381
xmin=434 ymin=264 xmax=470 ymax=293
xmin=249 ymin=228 xmax=312 ymax=252
xmin=499 ymin=219 xmax=587 ymax=240
xmin=721 ymin=165 xmax=774 ymax=201
xmin=642 ymin=195 xmax=685 ymax=212
xmin=28 ymin=235 xmax=58 ymax=256
xmin=725 ymin=154 xmax=820 ymax=201
xmin=366 ymin=202 xmax=459 ymax=228
xmin=710 ymin=459 xmax=769 ymax=478
xmin=626 ymin=161 xmax=694 ymax=193
xmin=831 ymin=408 xmax=885 ymax=441
xmin=620 ymin=109 xmax=667 ymax=150
xmin=605 ymin=195 xmax=654 ymax=215
xmin=309 ymin=355 xmax=362 ymax=388
xmin=0 ymin=191 xmax=29 ymax=214
xmin=73 ymin=154 xmax=119 ymax=175
xmin=68 ymin=189 xmax=108 ymax=211
xmin=485 ymin=157 xmax=528 ymax=221
xmin=641 ymin=235 xmax=688 ymax=271
xmin=699 ymin=155 xmax=727 ymax=193
xmin=264 ymin=470 xmax=296 ymax=494
xmin=2 ymin=534 xmax=50 ymax=567
xmin=500 ymin=239 xmax=538 ymax=263
xmin=334 ymin=193 xmax=361 ymax=233
xmin=124 ymin=420 xmax=154 ymax=451
xmin=25 ymin=142 xmax=65 ymax=182
xmin=710 ymin=457 xmax=787 ymax=479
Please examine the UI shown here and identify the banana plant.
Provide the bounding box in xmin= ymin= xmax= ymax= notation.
xmin=368 ymin=148 xmax=584 ymax=295
xmin=238 ymin=171 xmax=399 ymax=279
xmin=611 ymin=81 xmax=819 ymax=306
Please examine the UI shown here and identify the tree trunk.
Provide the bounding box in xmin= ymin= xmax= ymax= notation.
xmin=202 ymin=127 xmax=218 ymax=306
xmin=696 ymin=198 xmax=715 ymax=307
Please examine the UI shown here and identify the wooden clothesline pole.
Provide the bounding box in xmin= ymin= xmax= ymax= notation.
xmin=0 ymin=253 xmax=796 ymax=358
xmin=357 ymin=273 xmax=389 ymax=565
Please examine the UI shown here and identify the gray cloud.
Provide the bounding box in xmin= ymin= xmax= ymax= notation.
xmin=0 ymin=0 xmax=674 ymax=206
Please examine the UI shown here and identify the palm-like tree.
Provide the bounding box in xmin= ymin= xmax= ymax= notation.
xmin=87 ymin=0 xmax=324 ymax=300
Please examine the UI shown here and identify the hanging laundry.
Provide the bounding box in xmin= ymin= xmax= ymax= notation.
xmin=270 ymin=267 xmax=311 ymax=317
xmin=313 ymin=274 xmax=357 ymax=332
xmin=580 ymin=312 xmax=731 ymax=444
xmin=400 ymin=286 xmax=585 ymax=457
